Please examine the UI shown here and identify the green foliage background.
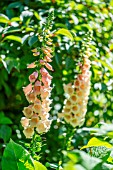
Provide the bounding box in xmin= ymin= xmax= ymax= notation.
xmin=0 ymin=0 xmax=113 ymax=169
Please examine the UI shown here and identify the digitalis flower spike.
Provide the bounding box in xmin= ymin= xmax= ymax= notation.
xmin=21 ymin=11 xmax=54 ymax=138
xmin=59 ymin=32 xmax=93 ymax=128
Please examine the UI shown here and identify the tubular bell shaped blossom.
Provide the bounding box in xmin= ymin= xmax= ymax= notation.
xmin=21 ymin=15 xmax=54 ymax=138
xmin=59 ymin=48 xmax=91 ymax=128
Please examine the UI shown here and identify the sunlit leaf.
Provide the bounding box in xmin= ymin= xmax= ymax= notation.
xmin=34 ymin=161 xmax=47 ymax=170
xmin=81 ymin=137 xmax=112 ymax=150
xmin=3 ymin=35 xmax=22 ymax=43
xmin=0 ymin=16 xmax=10 ymax=24
xmin=55 ymin=28 xmax=74 ymax=41
xmin=2 ymin=139 xmax=34 ymax=170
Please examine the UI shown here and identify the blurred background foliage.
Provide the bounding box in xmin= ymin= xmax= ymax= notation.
xmin=0 ymin=0 xmax=113 ymax=169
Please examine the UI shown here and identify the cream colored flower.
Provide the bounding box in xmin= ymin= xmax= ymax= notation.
xmin=30 ymin=116 xmax=40 ymax=127
xmin=23 ymin=106 xmax=33 ymax=118
xmin=23 ymin=126 xmax=34 ymax=138
xmin=20 ymin=117 xmax=29 ymax=127
xmin=36 ymin=122 xmax=47 ymax=134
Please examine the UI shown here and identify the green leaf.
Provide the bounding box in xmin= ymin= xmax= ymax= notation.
xmin=64 ymin=161 xmax=77 ymax=170
xmin=0 ymin=16 xmax=10 ymax=24
xmin=28 ymin=35 xmax=38 ymax=47
xmin=10 ymin=17 xmax=21 ymax=22
xmin=90 ymin=146 xmax=111 ymax=162
xmin=81 ymin=137 xmax=112 ymax=150
xmin=110 ymin=0 xmax=113 ymax=6
xmin=45 ymin=162 xmax=58 ymax=169
xmin=110 ymin=43 xmax=113 ymax=51
xmin=8 ymin=2 xmax=22 ymax=8
xmin=55 ymin=28 xmax=74 ymax=41
xmin=2 ymin=139 xmax=34 ymax=170
xmin=66 ymin=57 xmax=74 ymax=70
xmin=3 ymin=35 xmax=22 ymax=43
xmin=20 ymin=11 xmax=33 ymax=24
xmin=34 ymin=161 xmax=47 ymax=170
xmin=2 ymin=58 xmax=20 ymax=73
xmin=96 ymin=59 xmax=113 ymax=76
xmin=3 ymin=27 xmax=21 ymax=34
xmin=0 ymin=116 xmax=12 ymax=124
xmin=55 ymin=53 xmax=62 ymax=68
xmin=102 ymin=163 xmax=113 ymax=170
xmin=65 ymin=150 xmax=103 ymax=170
xmin=0 ymin=125 xmax=12 ymax=142
xmin=22 ymin=34 xmax=29 ymax=44
xmin=34 ymin=11 xmax=40 ymax=20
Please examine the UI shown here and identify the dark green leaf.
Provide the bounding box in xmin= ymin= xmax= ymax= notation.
xmin=22 ymin=34 xmax=29 ymax=44
xmin=2 ymin=139 xmax=34 ymax=170
xmin=0 ymin=116 xmax=12 ymax=124
xmin=0 ymin=125 xmax=12 ymax=142
xmin=65 ymin=57 xmax=74 ymax=70
xmin=8 ymin=2 xmax=22 ymax=8
xmin=28 ymin=35 xmax=38 ymax=47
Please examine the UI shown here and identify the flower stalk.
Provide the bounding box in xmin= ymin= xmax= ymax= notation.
xmin=21 ymin=11 xmax=54 ymax=138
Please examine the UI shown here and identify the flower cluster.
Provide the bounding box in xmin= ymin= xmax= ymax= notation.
xmin=21 ymin=35 xmax=54 ymax=138
xmin=59 ymin=51 xmax=91 ymax=127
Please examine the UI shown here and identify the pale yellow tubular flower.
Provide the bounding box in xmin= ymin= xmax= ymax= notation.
xmin=32 ymin=103 xmax=42 ymax=114
xmin=23 ymin=126 xmax=34 ymax=138
xmin=64 ymin=83 xmax=74 ymax=95
xmin=36 ymin=122 xmax=48 ymax=134
xmin=20 ymin=117 xmax=29 ymax=127
xmin=30 ymin=116 xmax=40 ymax=127
xmin=60 ymin=51 xmax=91 ymax=128
xmin=39 ymin=112 xmax=49 ymax=120
xmin=26 ymin=91 xmax=36 ymax=103
xmin=63 ymin=113 xmax=72 ymax=123
xmin=70 ymin=94 xmax=78 ymax=104
xmin=23 ymin=106 xmax=33 ymax=118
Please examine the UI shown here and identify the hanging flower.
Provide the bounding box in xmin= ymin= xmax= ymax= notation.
xmin=59 ymin=50 xmax=91 ymax=128
xmin=21 ymin=36 xmax=54 ymax=139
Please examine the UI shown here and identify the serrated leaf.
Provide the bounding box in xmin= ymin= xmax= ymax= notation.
xmin=90 ymin=146 xmax=111 ymax=162
xmin=0 ymin=125 xmax=12 ymax=142
xmin=81 ymin=137 xmax=112 ymax=150
xmin=28 ymin=35 xmax=38 ymax=47
xmin=55 ymin=28 xmax=74 ymax=41
xmin=34 ymin=161 xmax=47 ymax=170
xmin=3 ymin=35 xmax=22 ymax=43
xmin=2 ymin=139 xmax=34 ymax=170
